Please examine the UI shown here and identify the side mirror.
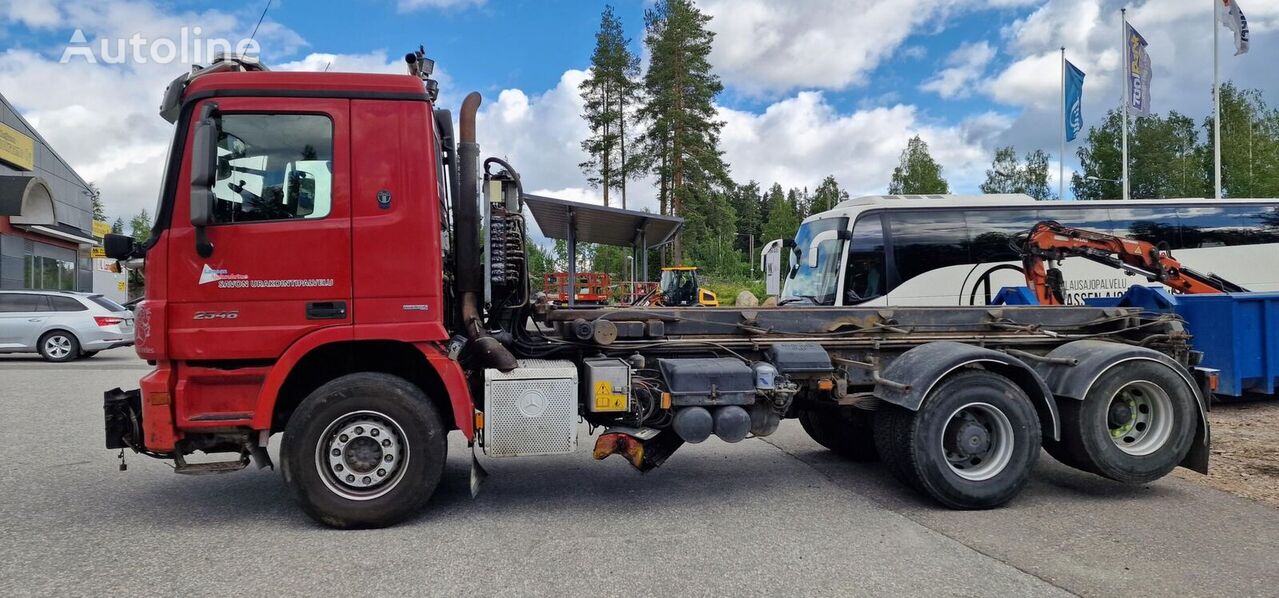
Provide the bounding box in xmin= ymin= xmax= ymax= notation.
xmin=103 ymin=233 xmax=137 ymax=261
xmin=806 ymin=230 xmax=842 ymax=268
xmin=760 ymin=239 xmax=784 ymax=297
xmin=189 ymin=103 xmax=219 ymax=257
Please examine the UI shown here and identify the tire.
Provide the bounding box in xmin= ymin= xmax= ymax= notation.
xmin=798 ymin=405 xmax=879 ymax=461
xmin=1050 ymin=361 xmax=1197 ymax=484
xmin=281 ymin=372 xmax=448 ymax=529
xmin=38 ymin=331 xmax=80 ymax=362
xmin=873 ymin=369 xmax=1041 ymax=509
xmin=80 ymin=351 xmax=99 ymax=359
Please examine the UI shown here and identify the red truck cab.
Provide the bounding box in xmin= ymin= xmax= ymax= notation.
xmin=107 ymin=58 xmax=473 ymax=492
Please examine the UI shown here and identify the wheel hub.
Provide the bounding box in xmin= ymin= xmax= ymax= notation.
xmin=1107 ymin=380 xmax=1174 ymax=456
xmin=941 ymin=402 xmax=1015 ymax=482
xmin=948 ymin=421 xmax=991 ymax=458
xmin=317 ymin=412 xmax=406 ymax=498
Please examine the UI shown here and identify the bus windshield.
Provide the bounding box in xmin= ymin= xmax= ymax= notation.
xmin=781 ymin=217 xmax=848 ymax=305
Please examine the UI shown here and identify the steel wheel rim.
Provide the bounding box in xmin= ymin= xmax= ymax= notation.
xmin=314 ymin=410 xmax=409 ymax=501
xmin=1107 ymin=380 xmax=1173 ymax=456
xmin=941 ymin=402 xmax=1015 ymax=481
xmin=45 ymin=336 xmax=71 ymax=359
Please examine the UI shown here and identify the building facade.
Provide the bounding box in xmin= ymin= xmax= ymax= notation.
xmin=0 ymin=92 xmax=95 ymax=292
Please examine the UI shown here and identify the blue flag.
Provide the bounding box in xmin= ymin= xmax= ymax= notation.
xmin=1064 ymin=60 xmax=1085 ymax=142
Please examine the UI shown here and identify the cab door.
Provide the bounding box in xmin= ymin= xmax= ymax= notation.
xmin=167 ymin=98 xmax=352 ymax=361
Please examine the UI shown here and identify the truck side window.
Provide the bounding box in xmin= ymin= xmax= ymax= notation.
xmin=210 ymin=114 xmax=334 ymax=224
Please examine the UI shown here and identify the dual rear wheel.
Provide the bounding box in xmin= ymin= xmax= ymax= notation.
xmin=803 ymin=364 xmax=1199 ymax=509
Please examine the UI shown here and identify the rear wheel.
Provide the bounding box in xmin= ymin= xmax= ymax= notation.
xmin=38 ymin=331 xmax=79 ymax=362
xmin=1049 ymin=362 xmax=1197 ymax=483
xmin=874 ymin=370 xmax=1040 ymax=509
xmin=281 ymin=372 xmax=447 ymax=528
xmin=798 ymin=405 xmax=879 ymax=461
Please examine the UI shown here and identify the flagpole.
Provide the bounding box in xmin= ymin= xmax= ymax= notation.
xmin=1121 ymin=8 xmax=1130 ymax=201
xmin=1060 ymin=47 xmax=1066 ymax=200
xmin=1213 ymin=0 xmax=1223 ymax=199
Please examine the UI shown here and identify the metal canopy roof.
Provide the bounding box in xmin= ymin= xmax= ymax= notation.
xmin=524 ymin=194 xmax=682 ymax=249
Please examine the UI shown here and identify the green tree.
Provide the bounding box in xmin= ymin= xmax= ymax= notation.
xmin=1071 ymin=110 xmax=1124 ymax=200
xmin=982 ymin=147 xmax=1055 ymax=200
xmin=888 ymin=135 xmax=949 ymax=194
xmin=579 ymin=5 xmax=642 ymax=207
xmin=1133 ymin=111 xmax=1209 ymax=199
xmin=638 ymin=0 xmax=729 ymax=259
xmin=129 ymin=209 xmax=152 ymax=241
xmin=729 ymin=180 xmax=761 ymax=254
xmin=1206 ymin=83 xmax=1279 ymax=198
xmin=110 ymin=217 xmax=124 ymax=234
xmin=760 ymin=183 xmax=800 ymax=274
xmin=811 ymin=175 xmax=848 ymax=215
xmin=1074 ymin=109 xmax=1209 ymax=200
xmin=526 ymin=240 xmax=555 ymax=283
xmin=88 ymin=183 xmax=106 ymax=222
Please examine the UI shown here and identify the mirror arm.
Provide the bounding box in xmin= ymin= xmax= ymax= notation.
xmin=195 ymin=227 xmax=213 ymax=258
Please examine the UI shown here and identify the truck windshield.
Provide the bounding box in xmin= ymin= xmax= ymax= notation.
xmin=781 ymin=217 xmax=848 ymax=305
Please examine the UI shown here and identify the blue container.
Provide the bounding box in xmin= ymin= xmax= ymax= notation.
xmin=1087 ymin=286 xmax=1279 ymax=398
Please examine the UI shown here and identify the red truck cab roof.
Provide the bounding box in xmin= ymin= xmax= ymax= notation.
xmin=184 ymin=70 xmax=430 ymax=97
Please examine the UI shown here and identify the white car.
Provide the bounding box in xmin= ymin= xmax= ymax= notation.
xmin=0 ymin=290 xmax=134 ymax=362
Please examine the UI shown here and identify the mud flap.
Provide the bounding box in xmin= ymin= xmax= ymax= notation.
xmin=470 ymin=441 xmax=488 ymax=498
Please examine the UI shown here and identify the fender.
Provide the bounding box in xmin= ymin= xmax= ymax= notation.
xmin=417 ymin=344 xmax=475 ymax=440
xmin=873 ymin=341 xmax=1060 ymax=441
xmin=1034 ymin=340 xmax=1210 ymax=473
xmin=250 ymin=325 xmax=355 ymax=430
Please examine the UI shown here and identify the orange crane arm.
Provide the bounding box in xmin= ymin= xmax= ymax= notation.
xmin=1019 ymin=221 xmax=1247 ymax=306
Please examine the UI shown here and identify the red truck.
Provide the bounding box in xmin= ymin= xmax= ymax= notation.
xmin=103 ymin=52 xmax=1213 ymax=528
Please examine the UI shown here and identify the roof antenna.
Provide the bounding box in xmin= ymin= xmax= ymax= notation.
xmin=248 ymin=0 xmax=273 ymax=43
xmin=324 ymin=61 xmax=332 ymax=72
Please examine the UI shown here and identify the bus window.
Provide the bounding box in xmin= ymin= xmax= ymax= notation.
xmin=842 ymin=215 xmax=885 ymax=304
xmin=1110 ymin=206 xmax=1182 ymax=248
xmin=1177 ymin=206 xmax=1256 ymax=247
xmin=889 ymin=211 xmax=971 ymax=287
xmin=966 ymin=209 xmax=1043 ymax=263
xmin=1043 ymin=207 xmax=1112 ymax=234
xmin=1236 ymin=204 xmax=1279 ymax=244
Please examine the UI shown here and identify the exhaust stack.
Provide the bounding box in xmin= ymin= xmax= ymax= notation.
xmin=455 ymin=92 xmax=517 ymax=372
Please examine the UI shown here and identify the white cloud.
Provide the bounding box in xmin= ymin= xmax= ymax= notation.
xmin=700 ymin=0 xmax=969 ymax=94
xmin=0 ymin=0 xmax=306 ymax=224
xmin=921 ymin=41 xmax=995 ymax=98
xmin=718 ymin=92 xmax=1005 ymax=196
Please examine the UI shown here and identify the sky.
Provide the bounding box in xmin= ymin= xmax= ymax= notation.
xmin=2 ymin=0 xmax=1278 ymax=227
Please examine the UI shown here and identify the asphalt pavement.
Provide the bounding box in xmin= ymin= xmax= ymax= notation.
xmin=2 ymin=348 xmax=1276 ymax=596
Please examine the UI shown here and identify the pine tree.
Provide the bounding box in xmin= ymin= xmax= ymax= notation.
xmin=579 ymin=5 xmax=642 ymax=207
xmin=888 ymin=136 xmax=949 ymax=194
xmin=760 ymin=184 xmax=800 ymax=274
xmin=811 ymin=175 xmax=848 ymax=215
xmin=729 ymin=180 xmax=762 ymax=253
xmin=638 ymin=0 xmax=729 ymax=259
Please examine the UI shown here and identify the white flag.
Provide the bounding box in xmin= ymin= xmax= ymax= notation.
xmin=1219 ymin=0 xmax=1250 ymax=55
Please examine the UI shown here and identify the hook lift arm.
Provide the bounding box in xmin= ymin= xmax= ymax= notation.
xmin=1018 ymin=220 xmax=1247 ymax=306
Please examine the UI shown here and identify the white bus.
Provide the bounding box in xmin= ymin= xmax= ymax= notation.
xmin=771 ymin=194 xmax=1279 ymax=307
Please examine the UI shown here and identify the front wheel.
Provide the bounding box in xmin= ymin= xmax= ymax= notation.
xmin=281 ymin=373 xmax=447 ymax=528
xmin=874 ymin=370 xmax=1041 ymax=509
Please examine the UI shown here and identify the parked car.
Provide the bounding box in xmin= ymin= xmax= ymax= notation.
xmin=0 ymin=291 xmax=134 ymax=362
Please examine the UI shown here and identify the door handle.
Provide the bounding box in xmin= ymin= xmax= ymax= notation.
xmin=28 ymin=319 xmax=42 ymax=322
xmin=306 ymin=301 xmax=347 ymax=320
